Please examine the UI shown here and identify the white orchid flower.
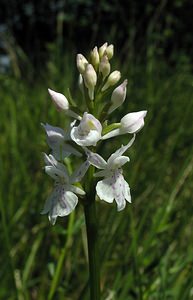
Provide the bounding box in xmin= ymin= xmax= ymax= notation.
xmin=71 ymin=112 xmax=102 ymax=146
xmin=102 ymin=111 xmax=147 ymax=140
xmin=41 ymin=154 xmax=88 ymax=224
xmin=41 ymin=123 xmax=81 ymax=160
xmin=85 ymin=135 xmax=135 ymax=211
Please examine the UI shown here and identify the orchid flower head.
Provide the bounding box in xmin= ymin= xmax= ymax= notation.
xmin=71 ymin=112 xmax=102 ymax=146
xmin=85 ymin=135 xmax=135 ymax=211
xmin=41 ymin=154 xmax=87 ymax=224
xmin=41 ymin=43 xmax=147 ymax=224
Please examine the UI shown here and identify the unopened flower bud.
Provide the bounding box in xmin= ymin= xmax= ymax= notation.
xmin=48 ymin=88 xmax=69 ymax=111
xmin=99 ymin=55 xmax=110 ymax=79
xmin=102 ymin=111 xmax=147 ymax=140
xmin=106 ymin=44 xmax=114 ymax=60
xmin=77 ymin=54 xmax=88 ymax=74
xmin=101 ymin=70 xmax=121 ymax=91
xmin=121 ymin=111 xmax=147 ymax=133
xmin=99 ymin=42 xmax=108 ymax=58
xmin=109 ymin=80 xmax=128 ymax=113
xmin=83 ymin=64 xmax=97 ymax=100
xmin=90 ymin=46 xmax=99 ymax=70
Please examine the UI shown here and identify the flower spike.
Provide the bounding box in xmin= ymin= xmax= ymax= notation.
xmin=41 ymin=43 xmax=147 ymax=224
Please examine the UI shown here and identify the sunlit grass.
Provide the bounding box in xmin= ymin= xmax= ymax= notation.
xmin=0 ymin=55 xmax=193 ymax=300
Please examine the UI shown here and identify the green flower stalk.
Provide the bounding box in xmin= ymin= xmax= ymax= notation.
xmin=41 ymin=42 xmax=147 ymax=299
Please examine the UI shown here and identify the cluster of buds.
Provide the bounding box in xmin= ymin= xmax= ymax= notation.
xmin=41 ymin=43 xmax=147 ymax=224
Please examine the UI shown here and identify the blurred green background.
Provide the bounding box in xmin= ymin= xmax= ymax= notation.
xmin=0 ymin=1 xmax=193 ymax=299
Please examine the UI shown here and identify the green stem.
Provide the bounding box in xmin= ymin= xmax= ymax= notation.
xmin=84 ymin=195 xmax=100 ymax=300
xmin=48 ymin=212 xmax=75 ymax=300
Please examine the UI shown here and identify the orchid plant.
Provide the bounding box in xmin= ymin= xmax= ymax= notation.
xmin=41 ymin=42 xmax=147 ymax=300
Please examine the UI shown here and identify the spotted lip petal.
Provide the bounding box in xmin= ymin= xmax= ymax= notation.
xmin=41 ymin=184 xmax=78 ymax=225
xmin=113 ymin=170 xmax=130 ymax=211
xmin=96 ymin=170 xmax=131 ymax=211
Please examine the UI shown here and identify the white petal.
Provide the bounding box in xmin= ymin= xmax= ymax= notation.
xmin=96 ymin=178 xmax=114 ymax=203
xmin=80 ymin=112 xmax=102 ymax=133
xmin=43 ymin=153 xmax=57 ymax=166
xmin=44 ymin=154 xmax=69 ymax=173
xmin=45 ymin=165 xmax=69 ymax=182
xmin=41 ymin=123 xmax=66 ymax=141
xmin=42 ymin=123 xmax=69 ymax=159
xmin=42 ymin=123 xmax=81 ymax=159
xmin=68 ymin=184 xmax=85 ymax=195
xmin=109 ymin=156 xmax=130 ymax=169
xmin=107 ymin=134 xmax=135 ymax=166
xmin=70 ymin=161 xmax=90 ymax=183
xmin=124 ymin=180 xmax=131 ymax=203
xmin=63 ymin=191 xmax=78 ymax=212
xmin=86 ymin=150 xmax=107 ymax=169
